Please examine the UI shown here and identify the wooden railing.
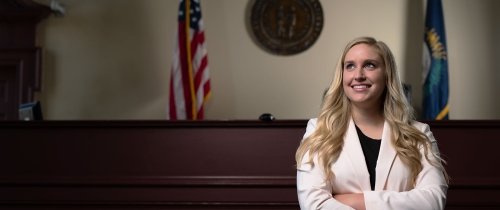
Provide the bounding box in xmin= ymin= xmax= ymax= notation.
xmin=0 ymin=120 xmax=498 ymax=209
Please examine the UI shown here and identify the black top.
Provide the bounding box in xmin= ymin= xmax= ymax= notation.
xmin=355 ymin=124 xmax=382 ymax=191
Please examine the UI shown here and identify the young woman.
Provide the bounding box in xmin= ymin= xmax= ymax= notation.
xmin=296 ymin=37 xmax=448 ymax=210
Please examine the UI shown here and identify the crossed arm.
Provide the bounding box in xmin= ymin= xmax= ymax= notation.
xmin=334 ymin=193 xmax=365 ymax=210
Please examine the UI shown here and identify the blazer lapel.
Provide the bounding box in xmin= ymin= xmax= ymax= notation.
xmin=344 ymin=119 xmax=371 ymax=191
xmin=374 ymin=121 xmax=397 ymax=190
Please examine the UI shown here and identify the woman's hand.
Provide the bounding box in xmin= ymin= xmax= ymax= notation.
xmin=334 ymin=193 xmax=366 ymax=210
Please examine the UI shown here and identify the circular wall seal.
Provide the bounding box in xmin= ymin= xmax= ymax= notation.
xmin=250 ymin=0 xmax=324 ymax=55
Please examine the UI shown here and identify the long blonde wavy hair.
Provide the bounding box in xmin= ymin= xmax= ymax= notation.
xmin=295 ymin=37 xmax=448 ymax=187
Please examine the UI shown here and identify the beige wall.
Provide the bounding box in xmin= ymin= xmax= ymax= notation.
xmin=495 ymin=0 xmax=500 ymax=116
xmin=444 ymin=0 xmax=498 ymax=119
xmin=34 ymin=0 xmax=500 ymax=120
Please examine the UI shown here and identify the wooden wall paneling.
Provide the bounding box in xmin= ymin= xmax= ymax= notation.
xmin=0 ymin=120 xmax=306 ymax=209
xmin=430 ymin=121 xmax=500 ymax=209
xmin=0 ymin=120 xmax=499 ymax=209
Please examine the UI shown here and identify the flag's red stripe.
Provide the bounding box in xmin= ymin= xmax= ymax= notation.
xmin=197 ymin=106 xmax=204 ymax=119
xmin=198 ymin=81 xmax=211 ymax=119
xmin=191 ymin=31 xmax=208 ymax=93
xmin=190 ymin=31 xmax=205 ymax=58
xmin=178 ymin=22 xmax=194 ymax=119
xmin=203 ymin=80 xmax=211 ymax=97
xmin=190 ymin=31 xmax=202 ymax=54
xmin=168 ymin=71 xmax=177 ymax=120
xmin=194 ymin=31 xmax=206 ymax=47
xmin=191 ymin=35 xmax=200 ymax=59
xmin=194 ymin=55 xmax=208 ymax=90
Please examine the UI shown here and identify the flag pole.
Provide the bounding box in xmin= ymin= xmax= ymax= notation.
xmin=184 ymin=0 xmax=198 ymax=119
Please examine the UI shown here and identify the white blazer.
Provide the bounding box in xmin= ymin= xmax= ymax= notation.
xmin=297 ymin=118 xmax=448 ymax=210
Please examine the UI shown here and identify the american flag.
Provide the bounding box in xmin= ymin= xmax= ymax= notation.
xmin=168 ymin=0 xmax=211 ymax=120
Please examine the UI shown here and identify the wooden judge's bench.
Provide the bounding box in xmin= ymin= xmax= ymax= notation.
xmin=0 ymin=120 xmax=498 ymax=210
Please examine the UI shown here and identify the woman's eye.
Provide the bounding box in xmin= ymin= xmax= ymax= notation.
xmin=364 ymin=63 xmax=376 ymax=69
xmin=344 ymin=64 xmax=355 ymax=70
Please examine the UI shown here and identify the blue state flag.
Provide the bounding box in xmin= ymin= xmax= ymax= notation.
xmin=423 ymin=0 xmax=449 ymax=120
